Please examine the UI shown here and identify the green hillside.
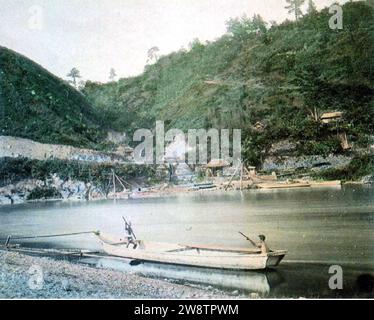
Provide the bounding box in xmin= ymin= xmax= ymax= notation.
xmin=0 ymin=46 xmax=105 ymax=148
xmin=84 ymin=1 xmax=374 ymax=166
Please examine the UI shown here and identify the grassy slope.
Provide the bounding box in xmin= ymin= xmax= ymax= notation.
xmin=0 ymin=46 xmax=105 ymax=148
xmin=84 ymin=2 xmax=374 ymax=168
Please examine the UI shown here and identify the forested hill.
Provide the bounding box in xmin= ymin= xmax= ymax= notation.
xmin=84 ymin=1 xmax=373 ymax=166
xmin=0 ymin=1 xmax=372 ymax=168
xmin=0 ymin=46 xmax=105 ymax=148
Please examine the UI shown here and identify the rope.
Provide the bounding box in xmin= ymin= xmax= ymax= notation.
xmin=0 ymin=231 xmax=98 ymax=242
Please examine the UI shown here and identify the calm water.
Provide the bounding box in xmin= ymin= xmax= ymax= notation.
xmin=0 ymin=185 xmax=373 ymax=297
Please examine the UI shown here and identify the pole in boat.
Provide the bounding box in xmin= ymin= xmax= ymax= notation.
xmin=238 ymin=231 xmax=257 ymax=247
xmin=5 ymin=235 xmax=11 ymax=247
xmin=122 ymin=216 xmax=136 ymax=239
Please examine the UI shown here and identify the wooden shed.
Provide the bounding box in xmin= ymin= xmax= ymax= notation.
xmin=206 ymin=159 xmax=230 ymax=169
xmin=320 ymin=112 xmax=343 ymax=124
xmin=206 ymin=159 xmax=230 ymax=177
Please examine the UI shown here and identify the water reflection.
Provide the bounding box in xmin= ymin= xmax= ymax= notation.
xmin=82 ymin=256 xmax=284 ymax=296
xmin=77 ymin=255 xmax=372 ymax=298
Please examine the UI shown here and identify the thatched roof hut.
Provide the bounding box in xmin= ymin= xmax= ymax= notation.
xmin=206 ymin=159 xmax=230 ymax=168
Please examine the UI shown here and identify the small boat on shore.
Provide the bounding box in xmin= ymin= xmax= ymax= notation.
xmin=95 ymin=232 xmax=287 ymax=270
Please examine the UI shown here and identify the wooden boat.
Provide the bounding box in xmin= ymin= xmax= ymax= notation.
xmin=257 ymin=182 xmax=311 ymax=189
xmin=95 ymin=233 xmax=287 ymax=270
xmin=309 ymin=180 xmax=341 ymax=188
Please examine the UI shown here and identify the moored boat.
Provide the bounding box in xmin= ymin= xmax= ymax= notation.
xmin=257 ymin=182 xmax=311 ymax=189
xmin=95 ymin=232 xmax=287 ymax=270
xmin=309 ymin=180 xmax=341 ymax=188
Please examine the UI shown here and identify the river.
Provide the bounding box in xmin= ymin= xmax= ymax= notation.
xmin=0 ymin=185 xmax=373 ymax=298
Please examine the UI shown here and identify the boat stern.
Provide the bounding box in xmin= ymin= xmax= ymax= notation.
xmin=266 ymin=250 xmax=287 ymax=268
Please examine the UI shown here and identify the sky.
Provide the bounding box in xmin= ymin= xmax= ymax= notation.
xmin=0 ymin=0 xmax=350 ymax=83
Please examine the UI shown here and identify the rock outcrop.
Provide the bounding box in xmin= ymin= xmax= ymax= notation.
xmin=0 ymin=174 xmax=102 ymax=205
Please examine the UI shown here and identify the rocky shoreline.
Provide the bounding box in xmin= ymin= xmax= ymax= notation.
xmin=0 ymin=250 xmax=242 ymax=299
xmin=1 ymin=141 xmax=373 ymax=205
xmin=1 ymin=176 xmax=372 ymax=207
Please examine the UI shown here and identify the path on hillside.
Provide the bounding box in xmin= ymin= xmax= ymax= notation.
xmin=0 ymin=136 xmax=131 ymax=164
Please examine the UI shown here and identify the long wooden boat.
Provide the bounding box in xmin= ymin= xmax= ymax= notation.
xmin=95 ymin=233 xmax=287 ymax=270
xmin=257 ymin=182 xmax=311 ymax=189
xmin=309 ymin=180 xmax=341 ymax=188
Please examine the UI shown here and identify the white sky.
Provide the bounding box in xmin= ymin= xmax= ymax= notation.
xmin=0 ymin=0 xmax=349 ymax=83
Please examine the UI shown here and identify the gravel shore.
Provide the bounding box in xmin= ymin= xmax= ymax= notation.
xmin=0 ymin=250 xmax=240 ymax=299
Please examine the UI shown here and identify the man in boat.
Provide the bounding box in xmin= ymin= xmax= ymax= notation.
xmin=242 ymin=233 xmax=270 ymax=254
xmin=257 ymin=235 xmax=270 ymax=254
xmin=124 ymin=220 xmax=137 ymax=249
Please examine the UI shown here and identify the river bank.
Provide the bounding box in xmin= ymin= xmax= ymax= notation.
xmin=0 ymin=250 xmax=243 ymax=299
xmin=1 ymin=179 xmax=372 ymax=207
xmin=1 ymin=149 xmax=373 ymax=206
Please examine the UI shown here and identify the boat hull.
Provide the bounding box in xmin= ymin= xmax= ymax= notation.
xmin=96 ymin=234 xmax=286 ymax=271
xmin=257 ymin=182 xmax=310 ymax=189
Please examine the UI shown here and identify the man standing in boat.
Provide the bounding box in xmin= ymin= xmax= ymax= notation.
xmin=239 ymin=232 xmax=270 ymax=254
xmin=123 ymin=217 xmax=137 ymax=249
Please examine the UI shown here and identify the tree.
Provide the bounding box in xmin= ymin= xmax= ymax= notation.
xmin=307 ymin=0 xmax=317 ymax=14
xmin=109 ymin=68 xmax=117 ymax=81
xmin=226 ymin=15 xmax=267 ymax=40
xmin=78 ymin=80 xmax=86 ymax=91
xmin=146 ymin=46 xmax=160 ymax=64
xmin=252 ymin=14 xmax=268 ymax=35
xmin=284 ymin=0 xmax=306 ymax=21
xmin=189 ymin=38 xmax=204 ymax=51
xmin=66 ymin=68 xmax=81 ymax=87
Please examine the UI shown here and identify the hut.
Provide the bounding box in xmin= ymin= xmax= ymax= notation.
xmin=246 ymin=165 xmax=257 ymax=176
xmin=114 ymin=145 xmax=134 ymax=159
xmin=206 ymin=159 xmax=230 ymax=176
xmin=320 ymin=112 xmax=343 ymax=124
xmin=253 ymin=121 xmax=266 ymax=132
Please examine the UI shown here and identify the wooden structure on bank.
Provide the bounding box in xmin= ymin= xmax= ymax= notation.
xmin=337 ymin=132 xmax=352 ymax=150
xmin=116 ymin=145 xmax=134 ymax=156
xmin=206 ymin=159 xmax=230 ymax=177
xmin=106 ymin=170 xmax=133 ymax=199
xmin=223 ymin=160 xmax=261 ymax=191
xmin=320 ymin=111 xmax=343 ymax=124
xmin=319 ymin=111 xmax=351 ymax=150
